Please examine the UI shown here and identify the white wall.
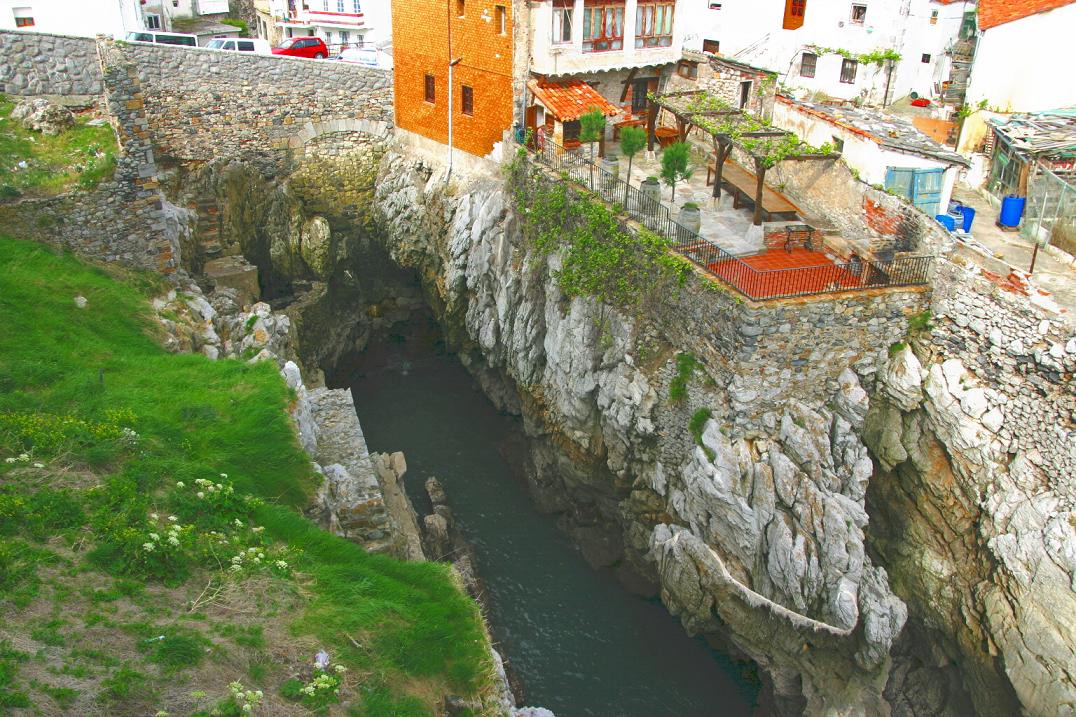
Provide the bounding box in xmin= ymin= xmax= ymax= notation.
xmin=773 ymin=98 xmax=959 ymax=210
xmin=529 ymin=0 xmax=687 ymax=76
xmin=0 ymin=0 xmax=143 ymax=37
xmin=965 ymin=3 xmax=1076 ymax=113
xmin=677 ymin=0 xmax=968 ymax=104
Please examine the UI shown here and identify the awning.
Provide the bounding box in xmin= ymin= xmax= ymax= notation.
xmin=527 ymin=79 xmax=621 ymax=122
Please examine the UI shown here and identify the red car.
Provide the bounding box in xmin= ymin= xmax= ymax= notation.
xmin=272 ymin=37 xmax=329 ymax=59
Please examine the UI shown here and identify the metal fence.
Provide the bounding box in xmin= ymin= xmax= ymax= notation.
xmin=1023 ymin=164 xmax=1076 ymax=256
xmin=522 ymin=139 xmax=932 ymax=301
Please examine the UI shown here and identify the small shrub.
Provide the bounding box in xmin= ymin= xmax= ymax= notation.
xmin=281 ymin=665 xmax=346 ymax=713
xmin=689 ymin=409 xmax=715 ymax=461
xmin=31 ymin=680 xmax=78 ymax=709
xmin=907 ymin=309 xmax=933 ymax=333
xmin=888 ymin=341 xmax=906 ymax=357
xmin=137 ymin=627 xmax=210 ymax=672
xmin=0 ymin=641 xmax=30 ymax=709
xmin=99 ymin=665 xmax=147 ymax=703
xmin=668 ymin=352 xmax=700 ymax=402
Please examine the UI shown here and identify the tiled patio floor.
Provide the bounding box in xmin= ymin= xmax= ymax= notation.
xmin=680 ymin=245 xmax=868 ymax=298
xmin=606 ymin=149 xmax=766 ymax=256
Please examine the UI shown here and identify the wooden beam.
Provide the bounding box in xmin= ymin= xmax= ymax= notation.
xmin=741 ymin=130 xmax=787 ymax=138
xmin=619 ymin=67 xmax=638 ymax=104
xmin=712 ymin=140 xmax=730 ymax=199
xmin=646 ymin=98 xmax=658 ymax=152
xmin=753 ymin=158 xmax=765 ymax=226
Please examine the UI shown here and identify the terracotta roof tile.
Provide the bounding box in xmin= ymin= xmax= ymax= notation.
xmin=978 ymin=0 xmax=1074 ymax=30
xmin=527 ymin=79 xmax=621 ymax=122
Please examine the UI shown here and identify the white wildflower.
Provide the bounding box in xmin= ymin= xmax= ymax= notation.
xmin=176 ymin=481 xmax=185 ymax=488
xmin=252 ymin=526 xmax=264 ymax=533
xmin=220 ymin=473 xmax=228 ymax=478
xmin=167 ymin=515 xmax=178 ymax=522
xmin=230 ymin=564 xmax=243 ymax=572
xmin=150 ymin=513 xmax=159 ymax=520
xmin=142 ymin=542 xmax=155 ymax=552
xmin=167 ymin=536 xmax=180 ymax=546
xmin=149 ymin=533 xmax=160 ymax=541
xmin=196 ymin=491 xmax=205 ymax=499
xmin=333 ymin=664 xmax=346 ymax=674
xmin=275 ymin=560 xmax=288 ymax=570
xmin=33 ymin=462 xmax=44 ymax=468
xmin=4 ymin=458 xmax=15 ymax=464
xmin=234 ymin=519 xmax=244 ymax=528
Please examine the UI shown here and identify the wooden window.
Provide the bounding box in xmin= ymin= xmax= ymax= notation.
xmin=800 ymin=51 xmax=816 ymax=77
xmin=635 ymin=1 xmax=674 ymax=48
xmin=840 ymin=58 xmax=857 ymax=84
xmin=563 ymin=119 xmax=581 ymax=143
xmin=582 ymin=1 xmax=624 ymax=53
xmin=921 ymin=53 xmax=931 ymax=63
xmin=676 ymin=60 xmax=698 ymax=79
xmin=552 ymin=1 xmax=574 ymax=43
xmin=462 ymin=85 xmax=474 ymax=116
xmin=708 ymin=1 xmax=722 ymax=8
xmin=456 ymin=0 xmax=464 ymax=17
xmin=702 ymin=38 xmax=720 ymax=54
xmin=738 ymin=80 xmax=752 ymax=109
xmin=424 ymin=74 xmax=435 ymax=103
xmin=929 ymin=9 xmax=938 ymax=24
xmin=14 ymin=15 xmax=33 ymax=27
xmin=782 ymin=0 xmax=806 ymax=30
xmin=496 ymin=5 xmax=507 ymax=33
xmin=850 ymin=4 xmax=866 ymax=25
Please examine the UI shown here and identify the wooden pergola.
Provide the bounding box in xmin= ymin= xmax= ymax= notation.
xmin=646 ymin=90 xmax=841 ymax=225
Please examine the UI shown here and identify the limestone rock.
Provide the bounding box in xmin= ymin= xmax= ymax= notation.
xmin=883 ymin=345 xmax=924 ymax=411
xmin=301 ymin=215 xmax=333 ymax=278
xmin=13 ymin=98 xmax=74 ymax=135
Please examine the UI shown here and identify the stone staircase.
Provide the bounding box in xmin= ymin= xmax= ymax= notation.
xmin=189 ymin=196 xmax=223 ymax=259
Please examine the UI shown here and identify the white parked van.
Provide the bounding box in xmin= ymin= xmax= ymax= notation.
xmin=206 ymin=38 xmax=271 ymax=55
xmin=124 ymin=31 xmax=197 ymax=47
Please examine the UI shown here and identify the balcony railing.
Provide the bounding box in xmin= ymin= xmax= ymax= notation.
xmin=519 ymin=138 xmax=932 ymax=301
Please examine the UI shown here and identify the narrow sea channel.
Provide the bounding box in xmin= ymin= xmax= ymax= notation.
xmin=338 ymin=327 xmax=759 ymax=716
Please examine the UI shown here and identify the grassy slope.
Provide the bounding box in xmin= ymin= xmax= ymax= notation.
xmin=0 ymin=238 xmax=493 ymax=715
xmin=0 ymin=95 xmax=118 ymax=198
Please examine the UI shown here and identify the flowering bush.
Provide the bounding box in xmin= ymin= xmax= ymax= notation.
xmin=168 ymin=475 xmax=260 ymax=532
xmin=0 ymin=408 xmax=138 ymax=453
xmin=191 ymin=681 xmax=264 ymax=717
xmin=280 ymin=664 xmax=346 ymax=712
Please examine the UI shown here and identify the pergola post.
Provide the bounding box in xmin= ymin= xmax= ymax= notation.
xmin=712 ymin=139 xmax=729 ymax=199
xmin=753 ymin=157 xmax=766 ymax=227
xmin=646 ymin=98 xmax=657 ymax=152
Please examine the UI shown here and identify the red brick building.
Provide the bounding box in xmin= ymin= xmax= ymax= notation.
xmin=392 ymin=0 xmax=516 ymax=157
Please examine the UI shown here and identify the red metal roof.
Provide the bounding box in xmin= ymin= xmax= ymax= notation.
xmin=527 ymin=79 xmax=621 ymax=122
xmin=978 ymin=0 xmax=1074 ymax=29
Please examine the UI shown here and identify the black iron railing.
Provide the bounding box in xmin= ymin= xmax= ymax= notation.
xmin=521 ymin=139 xmax=932 ymax=300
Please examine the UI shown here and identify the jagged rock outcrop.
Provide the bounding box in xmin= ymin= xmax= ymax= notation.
xmin=864 ymin=260 xmax=1075 ymax=717
xmin=373 ymin=151 xmax=906 ymax=713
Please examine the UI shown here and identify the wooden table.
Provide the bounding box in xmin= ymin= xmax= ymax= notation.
xmin=655 ymin=126 xmax=679 ymax=148
xmin=612 ymin=117 xmax=645 ymax=141
xmin=707 ymin=160 xmax=799 ymax=220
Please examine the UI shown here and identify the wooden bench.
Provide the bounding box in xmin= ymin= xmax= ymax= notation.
xmin=612 ymin=117 xmax=646 ymax=141
xmin=706 ymin=160 xmax=800 ymax=221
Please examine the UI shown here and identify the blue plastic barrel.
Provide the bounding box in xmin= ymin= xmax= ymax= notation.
xmin=960 ymin=205 xmax=976 ymax=232
xmin=999 ymin=195 xmax=1026 ymax=228
xmin=935 ymin=214 xmax=956 ymax=231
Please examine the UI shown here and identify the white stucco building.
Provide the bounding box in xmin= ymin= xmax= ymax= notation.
xmin=958 ymin=0 xmax=1076 ymax=155
xmin=265 ymin=0 xmax=392 ymax=50
xmin=0 ymin=0 xmax=143 ymax=37
xmin=677 ymin=0 xmax=972 ymax=106
xmin=775 ymin=95 xmax=970 ymax=216
xmin=140 ymin=0 xmax=231 ymax=33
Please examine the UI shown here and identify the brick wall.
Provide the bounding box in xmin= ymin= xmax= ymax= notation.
xmin=0 ymin=30 xmax=103 ymax=97
xmin=392 ymin=0 xmax=514 ymax=157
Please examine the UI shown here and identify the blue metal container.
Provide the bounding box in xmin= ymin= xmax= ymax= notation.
xmin=935 ymin=214 xmax=956 ymax=231
xmin=960 ymin=205 xmax=976 ymax=232
xmin=999 ymin=195 xmax=1026 ymax=228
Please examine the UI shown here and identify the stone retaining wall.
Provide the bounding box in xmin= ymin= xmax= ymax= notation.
xmin=117 ymin=40 xmax=393 ymax=172
xmin=0 ymin=30 xmax=103 ymax=97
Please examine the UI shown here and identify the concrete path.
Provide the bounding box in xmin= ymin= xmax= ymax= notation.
xmin=952 ymin=186 xmax=1076 ymax=315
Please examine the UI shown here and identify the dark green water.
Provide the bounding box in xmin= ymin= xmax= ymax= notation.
xmin=339 ymin=331 xmax=759 ymax=716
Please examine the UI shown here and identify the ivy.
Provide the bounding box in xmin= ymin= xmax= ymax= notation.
xmin=507 ymin=158 xmax=693 ymax=312
xmin=808 ymin=45 xmax=902 ymax=66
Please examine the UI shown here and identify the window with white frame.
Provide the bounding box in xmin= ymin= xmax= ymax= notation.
xmin=145 ymin=12 xmax=161 ymax=29
xmin=340 ymin=31 xmax=349 ymax=45
xmin=552 ymin=0 xmax=573 ymax=44
xmin=13 ymin=6 xmax=34 ymax=27
xmin=635 ymin=1 xmax=674 ymax=48
xmin=850 ymin=4 xmax=866 ymax=24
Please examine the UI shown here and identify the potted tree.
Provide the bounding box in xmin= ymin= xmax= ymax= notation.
xmin=579 ymin=108 xmax=607 ymax=190
xmin=660 ymin=141 xmax=692 ymax=204
xmin=619 ymin=124 xmax=646 ymax=206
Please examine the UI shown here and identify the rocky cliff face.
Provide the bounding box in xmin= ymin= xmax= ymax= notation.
xmin=864 ymin=261 xmax=1075 ymax=717
xmin=372 ymin=152 xmax=913 ymax=714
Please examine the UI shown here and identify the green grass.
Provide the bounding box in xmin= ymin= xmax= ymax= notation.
xmin=669 ymin=352 xmax=701 ymax=402
xmin=0 ymin=237 xmax=495 ymax=713
xmin=689 ymin=408 xmax=716 ymax=461
xmin=0 ymin=95 xmax=118 ymax=198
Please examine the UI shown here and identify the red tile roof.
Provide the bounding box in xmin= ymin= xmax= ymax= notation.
xmin=978 ymin=0 xmax=1074 ymax=29
xmin=527 ymin=79 xmax=621 ymax=122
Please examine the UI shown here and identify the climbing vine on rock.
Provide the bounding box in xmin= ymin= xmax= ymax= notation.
xmin=506 ymin=158 xmax=693 ymax=312
xmin=808 ymin=45 xmax=902 ymax=66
